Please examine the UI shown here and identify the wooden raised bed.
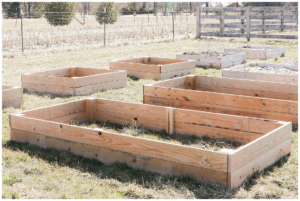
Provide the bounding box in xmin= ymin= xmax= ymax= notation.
xmin=22 ymin=67 xmax=127 ymax=96
xmin=224 ymin=46 xmax=285 ymax=60
xmin=9 ymin=98 xmax=292 ymax=189
xmin=109 ymin=57 xmax=196 ymax=80
xmin=143 ymin=75 xmax=298 ymax=124
xmin=222 ymin=63 xmax=298 ymax=84
xmin=176 ymin=51 xmax=246 ymax=68
xmin=2 ymin=85 xmax=23 ymax=108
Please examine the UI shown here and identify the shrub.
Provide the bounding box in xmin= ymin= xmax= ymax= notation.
xmin=44 ymin=2 xmax=78 ymax=26
xmin=95 ymin=2 xmax=119 ymax=25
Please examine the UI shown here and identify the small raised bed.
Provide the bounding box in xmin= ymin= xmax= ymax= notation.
xmin=10 ymin=98 xmax=291 ymax=189
xmin=22 ymin=67 xmax=127 ymax=96
xmin=176 ymin=51 xmax=246 ymax=68
xmin=224 ymin=46 xmax=285 ymax=60
xmin=2 ymin=85 xmax=23 ymax=108
xmin=222 ymin=63 xmax=298 ymax=84
xmin=143 ymin=75 xmax=298 ymax=124
xmin=110 ymin=57 xmax=196 ymax=80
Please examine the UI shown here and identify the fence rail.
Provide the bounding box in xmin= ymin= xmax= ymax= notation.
xmin=196 ymin=6 xmax=298 ymax=40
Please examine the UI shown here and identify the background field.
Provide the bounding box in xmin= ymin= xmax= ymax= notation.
xmin=2 ymin=30 xmax=298 ymax=198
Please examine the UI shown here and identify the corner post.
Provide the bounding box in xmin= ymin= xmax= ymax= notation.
xmin=86 ymin=98 xmax=97 ymax=123
xmin=166 ymin=107 xmax=174 ymax=134
xmin=196 ymin=7 xmax=201 ymax=38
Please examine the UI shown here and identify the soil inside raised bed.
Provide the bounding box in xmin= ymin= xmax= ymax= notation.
xmin=71 ymin=121 xmax=242 ymax=151
xmin=183 ymin=51 xmax=227 ymax=57
xmin=236 ymin=66 xmax=298 ymax=75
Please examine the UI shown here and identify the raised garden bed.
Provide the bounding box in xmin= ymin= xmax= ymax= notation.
xmin=176 ymin=51 xmax=246 ymax=68
xmin=224 ymin=46 xmax=285 ymax=60
xmin=222 ymin=63 xmax=298 ymax=84
xmin=109 ymin=57 xmax=196 ymax=80
xmin=22 ymin=67 xmax=127 ymax=96
xmin=2 ymin=85 xmax=23 ymax=108
xmin=10 ymin=98 xmax=292 ymax=189
xmin=143 ymin=75 xmax=298 ymax=124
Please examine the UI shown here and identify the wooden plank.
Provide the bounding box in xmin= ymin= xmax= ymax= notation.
xmin=28 ymin=68 xmax=70 ymax=77
xmin=74 ymin=70 xmax=127 ymax=87
xmin=174 ymin=108 xmax=281 ymax=134
xmin=22 ymin=75 xmax=75 ymax=87
xmin=110 ymin=61 xmax=161 ymax=73
xmin=160 ymin=68 xmax=195 ymax=80
xmin=22 ymin=99 xmax=86 ymax=120
xmin=23 ymin=83 xmax=75 ymax=95
xmin=74 ymin=79 xmax=127 ymax=96
xmin=125 ymin=70 xmax=161 ymax=80
xmin=229 ymin=138 xmax=291 ymax=188
xmin=174 ymin=122 xmax=262 ymax=144
xmin=200 ymin=32 xmax=246 ymax=37
xmin=201 ymin=7 xmax=247 ymax=12
xmin=229 ymin=122 xmax=291 ymax=172
xmin=10 ymin=128 xmax=228 ymax=186
xmin=251 ymin=14 xmax=297 ymax=20
xmin=196 ymin=7 xmax=201 ymax=38
xmin=10 ymin=115 xmax=228 ymax=172
xmin=250 ymin=6 xmax=298 ymax=11
xmin=144 ymin=85 xmax=298 ymax=115
xmin=150 ymin=57 xmax=188 ymax=65
xmin=2 ymin=98 xmax=23 ymax=108
xmin=96 ymin=111 xmax=166 ymax=131
xmin=86 ymin=98 xmax=96 ymax=122
xmin=143 ymin=96 xmax=298 ymax=124
xmin=250 ymin=34 xmax=298 ymax=39
xmin=96 ymin=99 xmax=166 ymax=121
xmin=149 ymin=76 xmax=190 ymax=88
xmin=250 ymin=25 xmax=298 ymax=30
xmin=2 ymin=87 xmax=23 ymax=101
xmin=160 ymin=60 xmax=195 ymax=73
xmin=75 ymin=68 xmax=118 ymax=77
xmin=2 ymin=85 xmax=13 ymax=90
xmin=222 ymin=70 xmax=298 ymax=85
xmin=166 ymin=107 xmax=174 ymax=134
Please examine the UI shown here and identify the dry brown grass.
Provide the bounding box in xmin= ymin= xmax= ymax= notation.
xmin=2 ymin=36 xmax=298 ymax=198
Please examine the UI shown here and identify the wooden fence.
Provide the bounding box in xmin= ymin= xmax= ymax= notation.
xmin=196 ymin=6 xmax=298 ymax=41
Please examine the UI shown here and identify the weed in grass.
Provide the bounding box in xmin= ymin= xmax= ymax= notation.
xmin=3 ymin=173 xmax=22 ymax=186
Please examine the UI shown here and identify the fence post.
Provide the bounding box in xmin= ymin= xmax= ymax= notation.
xmin=246 ymin=7 xmax=250 ymax=41
xmin=20 ymin=9 xmax=24 ymax=52
xmin=262 ymin=10 xmax=265 ymax=33
xmin=148 ymin=10 xmax=149 ymax=23
xmin=104 ymin=8 xmax=106 ymax=46
xmin=196 ymin=7 xmax=201 ymax=38
xmin=281 ymin=10 xmax=284 ymax=32
xmin=220 ymin=10 xmax=224 ymax=34
xmin=172 ymin=10 xmax=175 ymax=40
xmin=241 ymin=10 xmax=245 ymax=33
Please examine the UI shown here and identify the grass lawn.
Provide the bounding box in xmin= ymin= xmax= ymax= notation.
xmin=2 ymin=35 xmax=298 ymax=198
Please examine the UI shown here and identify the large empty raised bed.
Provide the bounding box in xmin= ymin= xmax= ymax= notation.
xmin=2 ymin=85 xmax=23 ymax=108
xmin=224 ymin=46 xmax=285 ymax=60
xmin=10 ymin=98 xmax=291 ymax=189
xmin=22 ymin=67 xmax=127 ymax=96
xmin=143 ymin=75 xmax=298 ymax=124
xmin=176 ymin=51 xmax=246 ymax=68
xmin=222 ymin=63 xmax=298 ymax=84
xmin=110 ymin=57 xmax=196 ymax=80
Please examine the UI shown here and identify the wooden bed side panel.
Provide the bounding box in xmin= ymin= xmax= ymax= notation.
xmin=27 ymin=68 xmax=70 ymax=77
xmin=125 ymin=70 xmax=161 ymax=80
xmin=149 ymin=76 xmax=191 ymax=88
xmin=21 ymin=99 xmax=86 ymax=120
xmin=74 ymin=68 xmax=118 ymax=77
xmin=22 ymin=83 xmax=75 ymax=96
xmin=110 ymin=61 xmax=161 ymax=73
xmin=149 ymin=57 xmax=188 ymax=65
xmin=143 ymin=86 xmax=297 ymax=115
xmin=74 ymin=79 xmax=127 ymax=96
xmin=160 ymin=61 xmax=196 ymax=73
xmin=74 ymin=70 xmax=127 ymax=87
xmin=266 ymin=47 xmax=285 ymax=59
xmin=2 ymin=87 xmax=23 ymax=101
xmin=160 ymin=68 xmax=195 ymax=80
xmin=222 ymin=70 xmax=298 ymax=85
xmin=143 ymin=96 xmax=298 ymax=124
xmin=194 ymin=76 xmax=297 ymax=95
xmin=10 ymin=128 xmax=229 ymax=186
xmin=229 ymin=122 xmax=292 ymax=173
xmin=21 ymin=75 xmax=75 ymax=87
xmin=2 ymin=98 xmax=23 ymax=108
xmin=9 ymin=115 xmax=228 ymax=172
xmin=228 ymin=138 xmax=291 ymax=188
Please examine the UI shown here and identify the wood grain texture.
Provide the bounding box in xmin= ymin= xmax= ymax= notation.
xmin=2 ymin=98 xmax=23 ymax=108
xmin=23 ymin=83 xmax=75 ymax=95
xmin=22 ymin=75 xmax=75 ymax=87
xmin=229 ymin=122 xmax=291 ymax=173
xmin=228 ymin=138 xmax=291 ymax=188
xmin=10 ymin=128 xmax=228 ymax=186
xmin=10 ymin=115 xmax=228 ymax=172
xmin=2 ymin=86 xmax=23 ymax=108
xmin=143 ymin=95 xmax=298 ymax=124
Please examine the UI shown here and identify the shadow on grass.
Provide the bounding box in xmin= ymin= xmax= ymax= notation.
xmin=3 ymin=139 xmax=290 ymax=199
xmin=23 ymin=89 xmax=74 ymax=100
xmin=196 ymin=65 xmax=220 ymax=70
xmin=127 ymin=75 xmax=140 ymax=81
